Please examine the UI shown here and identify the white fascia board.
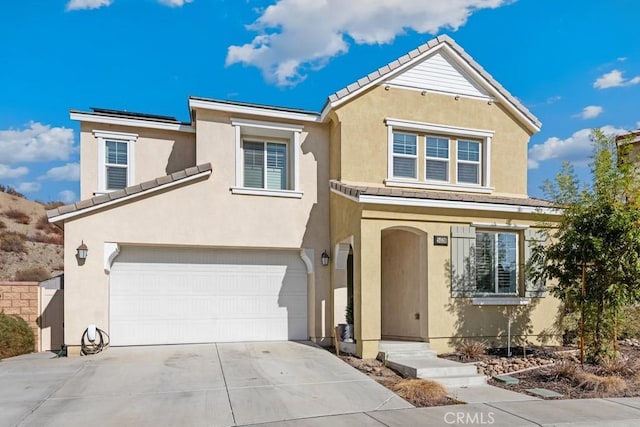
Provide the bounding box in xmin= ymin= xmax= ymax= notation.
xmin=230 ymin=118 xmax=304 ymax=132
xmin=49 ymin=170 xmax=211 ymax=223
xmin=69 ymin=112 xmax=195 ymax=133
xmin=190 ymin=99 xmax=320 ymax=123
xmin=331 ymin=188 xmax=559 ymax=215
xmin=385 ymin=118 xmax=494 ymax=138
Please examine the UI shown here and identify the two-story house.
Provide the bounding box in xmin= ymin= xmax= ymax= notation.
xmin=48 ymin=35 xmax=560 ymax=358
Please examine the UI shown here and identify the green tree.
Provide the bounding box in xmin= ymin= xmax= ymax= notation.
xmin=533 ymin=129 xmax=640 ymax=362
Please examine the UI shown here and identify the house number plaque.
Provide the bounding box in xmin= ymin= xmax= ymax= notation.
xmin=434 ymin=235 xmax=449 ymax=246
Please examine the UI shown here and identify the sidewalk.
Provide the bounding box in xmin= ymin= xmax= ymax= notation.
xmin=253 ymin=397 xmax=640 ymax=426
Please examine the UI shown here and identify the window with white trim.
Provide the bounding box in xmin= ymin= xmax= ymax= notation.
xmin=457 ymin=140 xmax=481 ymax=185
xmin=231 ymin=118 xmax=303 ymax=198
xmin=243 ymin=140 xmax=288 ymax=190
xmin=475 ymin=231 xmax=517 ymax=294
xmin=94 ymin=130 xmax=137 ymax=193
xmin=392 ymin=132 xmax=417 ymax=179
xmin=385 ymin=118 xmax=493 ymax=193
xmin=425 ymin=136 xmax=449 ymax=181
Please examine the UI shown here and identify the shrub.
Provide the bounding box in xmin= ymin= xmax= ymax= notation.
xmin=456 ymin=340 xmax=487 ymax=360
xmin=0 ymin=312 xmax=34 ymax=359
xmin=391 ymin=379 xmax=448 ymax=406
xmin=4 ymin=208 xmax=30 ymax=224
xmin=619 ymin=305 xmax=640 ymax=340
xmin=549 ymin=360 xmax=577 ymax=379
xmin=14 ymin=266 xmax=49 ymax=282
xmin=0 ymin=185 xmax=24 ymax=198
xmin=596 ymin=355 xmax=637 ymax=377
xmin=0 ymin=232 xmax=27 ymax=253
xmin=575 ymin=371 xmax=627 ymax=394
xmin=27 ymin=232 xmax=63 ymax=245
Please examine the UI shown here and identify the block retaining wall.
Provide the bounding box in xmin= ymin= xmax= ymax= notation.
xmin=0 ymin=281 xmax=39 ymax=351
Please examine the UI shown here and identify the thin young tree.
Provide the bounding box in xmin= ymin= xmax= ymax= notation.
xmin=532 ymin=129 xmax=640 ymax=362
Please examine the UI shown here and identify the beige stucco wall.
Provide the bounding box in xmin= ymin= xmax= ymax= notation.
xmin=79 ymin=122 xmax=196 ymax=200
xmin=331 ymin=86 xmax=532 ymax=197
xmin=63 ymin=111 xmax=331 ymax=352
xmin=332 ymin=199 xmax=561 ymax=358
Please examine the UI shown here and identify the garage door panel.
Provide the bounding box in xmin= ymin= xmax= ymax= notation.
xmin=110 ymin=247 xmax=308 ymax=345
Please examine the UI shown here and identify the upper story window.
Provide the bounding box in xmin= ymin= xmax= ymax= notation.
xmin=94 ymin=130 xmax=137 ymax=193
xmin=243 ymin=140 xmax=288 ymax=190
xmin=105 ymin=141 xmax=128 ymax=189
xmin=231 ymin=118 xmax=303 ymax=198
xmin=392 ymin=132 xmax=417 ymax=179
xmin=425 ymin=136 xmax=449 ymax=181
xmin=457 ymin=140 xmax=481 ymax=185
xmin=385 ymin=118 xmax=494 ymax=193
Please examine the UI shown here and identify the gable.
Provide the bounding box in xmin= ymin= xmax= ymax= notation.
xmin=322 ymin=35 xmax=540 ymax=133
xmin=387 ymin=51 xmax=490 ymax=99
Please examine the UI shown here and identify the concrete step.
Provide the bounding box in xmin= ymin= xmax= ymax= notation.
xmin=386 ymin=357 xmax=478 ymax=378
xmin=422 ymin=373 xmax=487 ymax=388
xmin=378 ymin=341 xmax=487 ymax=389
xmin=383 ymin=350 xmax=438 ymax=360
xmin=378 ymin=341 xmax=432 ymax=352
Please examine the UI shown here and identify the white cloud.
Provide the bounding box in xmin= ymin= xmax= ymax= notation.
xmin=39 ymin=163 xmax=80 ymax=182
xmin=66 ymin=0 xmax=113 ymax=11
xmin=66 ymin=0 xmax=191 ymax=10
xmin=157 ymin=0 xmax=193 ymax=6
xmin=528 ymin=125 xmax=626 ymax=169
xmin=575 ymin=105 xmax=603 ymax=120
xmin=0 ymin=164 xmax=28 ymax=179
xmin=226 ymin=0 xmax=511 ymax=86
xmin=0 ymin=122 xmax=74 ymax=164
xmin=593 ymin=69 xmax=640 ymax=89
xmin=58 ymin=190 xmax=77 ymax=204
xmin=16 ymin=182 xmax=41 ymax=193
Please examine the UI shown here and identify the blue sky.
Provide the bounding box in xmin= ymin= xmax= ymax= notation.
xmin=1 ymin=0 xmax=639 ymax=203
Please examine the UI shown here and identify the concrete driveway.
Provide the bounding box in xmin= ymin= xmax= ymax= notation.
xmin=0 ymin=342 xmax=411 ymax=427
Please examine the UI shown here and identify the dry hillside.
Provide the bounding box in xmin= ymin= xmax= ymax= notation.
xmin=0 ymin=190 xmax=64 ymax=281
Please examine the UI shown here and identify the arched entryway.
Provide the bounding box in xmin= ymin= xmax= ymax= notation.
xmin=381 ymin=227 xmax=428 ymax=340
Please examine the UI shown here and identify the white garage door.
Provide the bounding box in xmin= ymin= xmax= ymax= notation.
xmin=109 ymin=246 xmax=308 ymax=346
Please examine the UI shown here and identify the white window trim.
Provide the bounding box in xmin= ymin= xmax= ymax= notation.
xmin=475 ymin=230 xmax=519 ymax=296
xmin=456 ymin=139 xmax=482 ymax=186
xmin=241 ymin=139 xmax=290 ymax=191
xmin=424 ymin=136 xmax=449 ymax=183
xmin=231 ymin=118 xmax=302 ymax=197
xmin=94 ymin=130 xmax=137 ymax=193
xmin=385 ymin=118 xmax=493 ymax=191
xmin=391 ymin=131 xmax=418 ymax=179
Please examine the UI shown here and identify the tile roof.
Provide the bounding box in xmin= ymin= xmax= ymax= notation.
xmin=324 ymin=35 xmax=541 ymax=130
xmin=330 ymin=180 xmax=553 ymax=208
xmin=47 ymin=163 xmax=212 ymax=220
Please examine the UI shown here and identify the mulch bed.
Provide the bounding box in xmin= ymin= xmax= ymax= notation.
xmin=487 ymin=345 xmax=640 ymax=399
xmin=332 ymin=344 xmax=640 ymax=404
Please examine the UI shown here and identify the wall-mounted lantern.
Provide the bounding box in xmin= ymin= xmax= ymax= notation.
xmin=76 ymin=241 xmax=88 ymax=260
xmin=321 ymin=250 xmax=330 ymax=266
